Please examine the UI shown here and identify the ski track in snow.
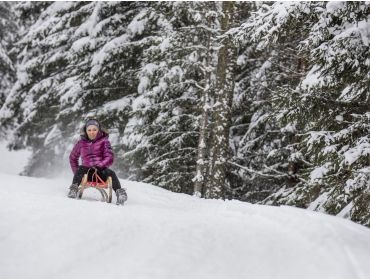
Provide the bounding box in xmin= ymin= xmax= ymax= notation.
xmin=1 ymin=172 xmax=370 ymax=278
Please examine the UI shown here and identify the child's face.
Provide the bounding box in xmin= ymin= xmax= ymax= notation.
xmin=86 ymin=125 xmax=99 ymax=140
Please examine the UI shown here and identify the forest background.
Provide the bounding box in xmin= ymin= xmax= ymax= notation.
xmin=0 ymin=1 xmax=369 ymax=227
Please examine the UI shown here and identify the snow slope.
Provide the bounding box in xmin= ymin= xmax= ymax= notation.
xmin=2 ymin=173 xmax=370 ymax=278
xmin=1 ymin=143 xmax=370 ymax=278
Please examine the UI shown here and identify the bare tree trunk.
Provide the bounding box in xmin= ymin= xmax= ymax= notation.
xmin=204 ymin=1 xmax=236 ymax=199
xmin=193 ymin=8 xmax=215 ymax=197
xmin=193 ymin=84 xmax=211 ymax=197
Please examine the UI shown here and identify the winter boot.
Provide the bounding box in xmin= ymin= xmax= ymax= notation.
xmin=116 ymin=188 xmax=127 ymax=205
xmin=68 ymin=183 xmax=79 ymax=198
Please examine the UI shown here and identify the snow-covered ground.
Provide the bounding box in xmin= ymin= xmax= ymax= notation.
xmin=1 ymin=142 xmax=370 ymax=278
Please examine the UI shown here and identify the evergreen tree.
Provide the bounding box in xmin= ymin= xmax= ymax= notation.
xmin=123 ymin=2 xmax=218 ymax=194
xmin=276 ymin=2 xmax=370 ymax=226
xmin=243 ymin=2 xmax=370 ymax=226
xmin=0 ymin=2 xmax=17 ymax=114
xmin=0 ymin=2 xmax=103 ymax=175
xmin=59 ymin=1 xmax=157 ymax=176
xmin=228 ymin=2 xmax=313 ymax=202
xmin=0 ymin=2 xmax=159 ymax=176
xmin=2 ymin=0 xmax=369 ymax=229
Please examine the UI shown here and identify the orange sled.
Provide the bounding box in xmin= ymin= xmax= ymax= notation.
xmin=77 ymin=170 xmax=113 ymax=203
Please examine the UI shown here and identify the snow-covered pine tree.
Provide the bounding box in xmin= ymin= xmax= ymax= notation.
xmin=246 ymin=2 xmax=370 ymax=227
xmin=0 ymin=2 xmax=106 ymax=175
xmin=227 ymin=2 xmax=313 ymax=202
xmin=194 ymin=2 xmax=253 ymax=199
xmin=123 ymin=2 xmax=219 ymax=194
xmin=0 ymin=2 xmax=162 ymax=176
xmin=57 ymin=1 xmax=158 ymax=176
xmin=0 ymin=2 xmax=17 ymax=116
xmin=16 ymin=1 xmax=51 ymax=26
xmin=278 ymin=2 xmax=370 ymax=226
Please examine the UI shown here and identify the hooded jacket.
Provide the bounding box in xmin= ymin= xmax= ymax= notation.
xmin=69 ymin=128 xmax=114 ymax=174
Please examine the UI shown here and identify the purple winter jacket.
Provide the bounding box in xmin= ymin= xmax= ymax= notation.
xmin=69 ymin=130 xmax=114 ymax=174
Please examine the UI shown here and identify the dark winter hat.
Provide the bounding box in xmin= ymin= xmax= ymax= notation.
xmin=85 ymin=119 xmax=100 ymax=130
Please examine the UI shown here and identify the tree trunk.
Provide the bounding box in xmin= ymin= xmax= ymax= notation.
xmin=204 ymin=1 xmax=236 ymax=199
xmin=193 ymin=84 xmax=211 ymax=197
xmin=193 ymin=5 xmax=216 ymax=197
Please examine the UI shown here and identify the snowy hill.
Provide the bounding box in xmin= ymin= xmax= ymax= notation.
xmin=1 ymin=142 xmax=370 ymax=278
xmin=1 ymin=172 xmax=370 ymax=278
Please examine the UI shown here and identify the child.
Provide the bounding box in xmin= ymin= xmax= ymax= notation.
xmin=68 ymin=119 xmax=127 ymax=205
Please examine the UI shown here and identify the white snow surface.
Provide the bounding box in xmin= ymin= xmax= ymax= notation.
xmin=1 ymin=144 xmax=370 ymax=278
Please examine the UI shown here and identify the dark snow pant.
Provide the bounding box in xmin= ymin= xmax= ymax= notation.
xmin=72 ymin=166 xmax=122 ymax=191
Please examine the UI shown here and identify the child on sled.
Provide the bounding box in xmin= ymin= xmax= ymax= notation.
xmin=68 ymin=119 xmax=127 ymax=205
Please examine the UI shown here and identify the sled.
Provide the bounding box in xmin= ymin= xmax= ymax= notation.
xmin=77 ymin=170 xmax=113 ymax=203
